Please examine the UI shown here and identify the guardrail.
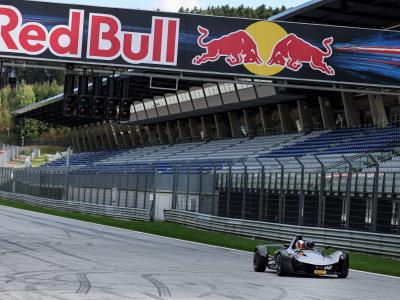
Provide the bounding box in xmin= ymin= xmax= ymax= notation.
xmin=0 ymin=191 xmax=151 ymax=221
xmin=165 ymin=210 xmax=400 ymax=257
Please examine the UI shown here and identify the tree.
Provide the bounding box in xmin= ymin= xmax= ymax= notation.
xmin=0 ymin=80 xmax=64 ymax=141
xmin=178 ymin=4 xmax=286 ymax=19
xmin=10 ymin=82 xmax=40 ymax=139
xmin=0 ymin=85 xmax=12 ymax=129
xmin=33 ymin=81 xmax=63 ymax=102
xmin=10 ymin=81 xmax=36 ymax=110
xmin=0 ymin=69 xmax=65 ymax=143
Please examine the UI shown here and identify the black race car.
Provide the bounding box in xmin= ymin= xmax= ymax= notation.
xmin=253 ymin=236 xmax=349 ymax=278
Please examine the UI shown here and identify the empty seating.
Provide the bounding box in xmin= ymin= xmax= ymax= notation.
xmin=42 ymin=126 xmax=399 ymax=174
xmin=44 ymin=149 xmax=126 ymax=168
xmin=363 ymin=155 xmax=400 ymax=173
xmin=43 ymin=133 xmax=301 ymax=172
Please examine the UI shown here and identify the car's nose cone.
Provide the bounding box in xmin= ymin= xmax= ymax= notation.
xmin=294 ymin=250 xmax=338 ymax=265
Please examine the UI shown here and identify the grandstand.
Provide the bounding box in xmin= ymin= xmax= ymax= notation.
xmin=43 ymin=125 xmax=399 ymax=173
xmin=4 ymin=0 xmax=400 ymax=235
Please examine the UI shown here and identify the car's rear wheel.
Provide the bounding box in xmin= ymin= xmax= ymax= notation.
xmin=337 ymin=253 xmax=349 ymax=278
xmin=253 ymin=249 xmax=267 ymax=272
xmin=276 ymin=253 xmax=286 ymax=276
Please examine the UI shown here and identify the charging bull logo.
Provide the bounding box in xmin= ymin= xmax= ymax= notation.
xmin=267 ymin=33 xmax=335 ymax=76
xmin=192 ymin=21 xmax=335 ymax=77
xmin=192 ymin=26 xmax=263 ymax=66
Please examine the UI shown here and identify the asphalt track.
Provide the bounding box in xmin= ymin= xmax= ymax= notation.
xmin=0 ymin=206 xmax=398 ymax=300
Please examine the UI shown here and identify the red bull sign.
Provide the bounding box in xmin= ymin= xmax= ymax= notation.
xmin=191 ymin=21 xmax=337 ymax=78
xmin=0 ymin=3 xmax=179 ymax=65
xmin=0 ymin=0 xmax=400 ymax=88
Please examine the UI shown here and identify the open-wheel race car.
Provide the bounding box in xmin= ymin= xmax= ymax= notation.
xmin=253 ymin=236 xmax=349 ymax=278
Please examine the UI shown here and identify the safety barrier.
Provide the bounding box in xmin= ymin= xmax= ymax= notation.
xmin=0 ymin=191 xmax=151 ymax=221
xmin=165 ymin=210 xmax=400 ymax=257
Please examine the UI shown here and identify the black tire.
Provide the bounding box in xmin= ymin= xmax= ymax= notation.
xmin=253 ymin=249 xmax=267 ymax=272
xmin=276 ymin=253 xmax=286 ymax=276
xmin=337 ymin=253 xmax=349 ymax=278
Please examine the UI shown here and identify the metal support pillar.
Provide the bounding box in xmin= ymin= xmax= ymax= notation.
xmin=185 ymin=163 xmax=190 ymax=211
xmin=275 ymin=158 xmax=284 ymax=224
xmin=104 ymin=122 xmax=113 ymax=149
xmin=198 ymin=165 xmax=204 ymax=213
xmin=397 ymin=197 xmax=400 ymax=234
xmin=240 ymin=160 xmax=247 ymax=220
xmin=171 ymin=163 xmax=178 ymax=209
xmin=85 ymin=125 xmax=94 ymax=151
xmin=294 ymin=157 xmax=305 ymax=226
xmin=318 ymin=96 xmax=335 ymax=129
xmin=342 ymin=155 xmax=353 ymax=230
xmin=315 ymin=155 xmax=326 ymax=227
xmin=110 ymin=122 xmax=120 ymax=148
xmin=71 ymin=128 xmax=79 ymax=151
xmin=341 ymin=92 xmax=361 ymax=128
xmin=226 ymin=163 xmax=232 ymax=218
xmin=79 ymin=126 xmax=87 ymax=152
xmin=256 ymin=158 xmax=265 ymax=221
xmin=97 ymin=122 xmax=106 ymax=150
xmin=369 ymin=155 xmax=379 ymax=232
xmin=211 ymin=163 xmax=217 ymax=215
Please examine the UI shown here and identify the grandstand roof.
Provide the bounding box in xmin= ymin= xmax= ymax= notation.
xmin=13 ymin=75 xmax=217 ymax=127
xmin=14 ymin=78 xmax=305 ymax=127
xmin=270 ymin=0 xmax=400 ymax=29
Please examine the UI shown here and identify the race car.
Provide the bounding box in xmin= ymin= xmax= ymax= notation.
xmin=253 ymin=235 xmax=349 ymax=278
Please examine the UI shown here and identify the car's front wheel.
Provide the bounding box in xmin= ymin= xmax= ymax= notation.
xmin=337 ymin=252 xmax=349 ymax=278
xmin=276 ymin=253 xmax=286 ymax=276
xmin=253 ymin=249 xmax=267 ymax=272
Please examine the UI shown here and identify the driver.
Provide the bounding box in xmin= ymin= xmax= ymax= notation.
xmin=295 ymin=239 xmax=305 ymax=255
xmin=295 ymin=239 xmax=305 ymax=250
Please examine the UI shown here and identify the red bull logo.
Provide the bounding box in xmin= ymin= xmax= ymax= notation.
xmin=266 ymin=33 xmax=335 ymax=76
xmin=192 ymin=21 xmax=335 ymax=77
xmin=192 ymin=26 xmax=263 ymax=66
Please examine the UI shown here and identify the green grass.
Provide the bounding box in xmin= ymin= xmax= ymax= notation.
xmin=31 ymin=157 xmax=48 ymax=167
xmin=22 ymin=146 xmax=67 ymax=156
xmin=0 ymin=198 xmax=399 ymax=277
xmin=38 ymin=146 xmax=67 ymax=155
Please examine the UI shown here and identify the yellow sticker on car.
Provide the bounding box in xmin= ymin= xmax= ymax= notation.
xmin=314 ymin=270 xmax=327 ymax=275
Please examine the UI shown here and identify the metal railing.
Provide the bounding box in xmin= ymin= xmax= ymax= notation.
xmin=164 ymin=210 xmax=400 ymax=257
xmin=0 ymin=144 xmax=21 ymax=167
xmin=0 ymin=190 xmax=150 ymax=221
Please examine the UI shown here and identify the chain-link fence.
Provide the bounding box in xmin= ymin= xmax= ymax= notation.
xmin=0 ymin=161 xmax=398 ymax=234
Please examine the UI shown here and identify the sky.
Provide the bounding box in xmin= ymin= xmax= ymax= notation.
xmin=32 ymin=0 xmax=309 ymax=12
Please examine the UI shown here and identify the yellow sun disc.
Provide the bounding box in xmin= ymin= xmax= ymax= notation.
xmin=244 ymin=21 xmax=288 ymax=76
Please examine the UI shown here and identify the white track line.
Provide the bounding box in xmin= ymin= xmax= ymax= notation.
xmin=1 ymin=205 xmax=399 ymax=279
xmin=349 ymin=269 xmax=400 ymax=279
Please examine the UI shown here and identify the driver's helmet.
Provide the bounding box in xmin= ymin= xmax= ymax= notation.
xmin=295 ymin=240 xmax=305 ymax=250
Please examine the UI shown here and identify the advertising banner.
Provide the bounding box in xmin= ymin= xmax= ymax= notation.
xmin=1 ymin=0 xmax=400 ymax=88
